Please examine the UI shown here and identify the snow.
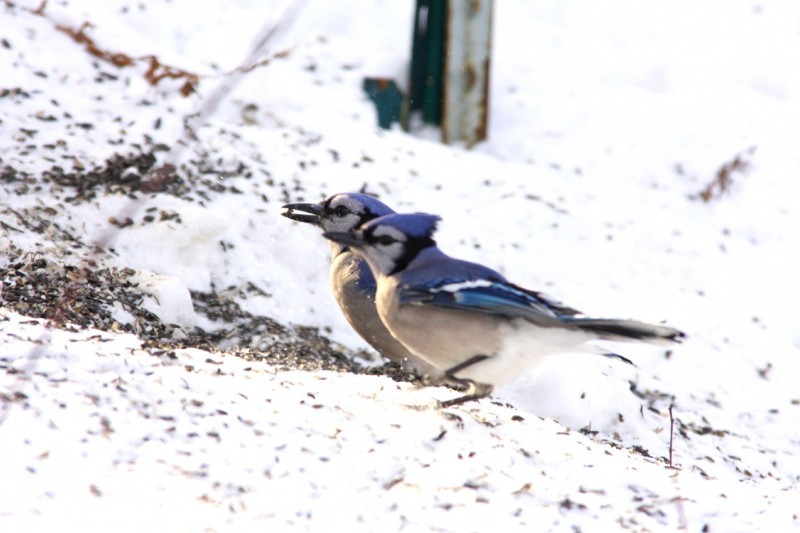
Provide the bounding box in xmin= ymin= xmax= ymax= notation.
xmin=131 ymin=270 xmax=199 ymax=330
xmin=2 ymin=0 xmax=800 ymax=531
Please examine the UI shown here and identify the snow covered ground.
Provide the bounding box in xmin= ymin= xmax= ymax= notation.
xmin=2 ymin=0 xmax=799 ymax=530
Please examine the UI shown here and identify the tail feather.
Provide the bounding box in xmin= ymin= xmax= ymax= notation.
xmin=567 ymin=318 xmax=686 ymax=345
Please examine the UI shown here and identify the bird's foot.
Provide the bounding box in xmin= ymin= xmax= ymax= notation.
xmin=439 ymin=382 xmax=493 ymax=408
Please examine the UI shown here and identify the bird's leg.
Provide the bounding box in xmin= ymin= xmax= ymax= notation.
xmin=438 ymin=355 xmax=493 ymax=408
xmin=439 ymin=382 xmax=493 ymax=408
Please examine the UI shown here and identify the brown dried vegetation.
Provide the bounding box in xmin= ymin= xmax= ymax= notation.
xmin=694 ymin=146 xmax=756 ymax=203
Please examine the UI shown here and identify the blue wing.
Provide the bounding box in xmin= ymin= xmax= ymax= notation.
xmin=398 ymin=278 xmax=581 ymax=322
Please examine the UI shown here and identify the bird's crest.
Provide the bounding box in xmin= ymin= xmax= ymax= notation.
xmin=362 ymin=213 xmax=441 ymax=238
xmin=325 ymin=193 xmax=394 ymax=218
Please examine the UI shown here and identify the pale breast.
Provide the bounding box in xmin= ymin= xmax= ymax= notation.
xmin=377 ymin=278 xmax=505 ymax=373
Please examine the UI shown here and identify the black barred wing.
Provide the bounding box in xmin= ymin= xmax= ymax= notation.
xmin=398 ymin=278 xmax=581 ymax=323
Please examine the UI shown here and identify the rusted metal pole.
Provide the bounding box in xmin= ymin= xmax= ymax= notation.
xmin=441 ymin=0 xmax=492 ymax=147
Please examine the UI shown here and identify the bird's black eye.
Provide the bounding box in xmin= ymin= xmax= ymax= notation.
xmin=376 ymin=235 xmax=396 ymax=245
xmin=334 ymin=205 xmax=350 ymax=217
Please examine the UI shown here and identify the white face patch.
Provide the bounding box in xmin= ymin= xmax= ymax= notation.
xmin=322 ymin=196 xmax=367 ymax=233
xmin=371 ymin=225 xmax=405 ymax=241
xmin=359 ymin=225 xmax=407 ymax=276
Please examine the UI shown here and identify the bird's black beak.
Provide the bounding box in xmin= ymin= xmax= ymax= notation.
xmin=323 ymin=231 xmax=365 ymax=249
xmin=281 ymin=202 xmax=323 ymax=226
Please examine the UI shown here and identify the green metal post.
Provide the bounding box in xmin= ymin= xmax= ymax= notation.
xmin=408 ymin=0 xmax=447 ymax=126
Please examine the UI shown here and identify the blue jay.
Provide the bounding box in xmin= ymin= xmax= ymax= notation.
xmin=323 ymin=213 xmax=685 ymax=407
xmin=281 ymin=193 xmax=434 ymax=374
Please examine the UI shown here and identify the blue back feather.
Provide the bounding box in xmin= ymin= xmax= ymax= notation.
xmin=400 ymin=278 xmax=581 ymax=321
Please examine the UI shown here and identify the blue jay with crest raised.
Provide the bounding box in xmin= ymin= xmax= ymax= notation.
xmin=323 ymin=213 xmax=685 ymax=406
xmin=281 ymin=193 xmax=434 ymax=374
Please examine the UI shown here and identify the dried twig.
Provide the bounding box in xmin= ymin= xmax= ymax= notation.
xmin=141 ymin=56 xmax=199 ymax=97
xmin=31 ymin=0 xmax=47 ymax=15
xmin=29 ymin=3 xmax=292 ymax=97
xmin=225 ymin=49 xmax=292 ymax=77
xmin=56 ymin=22 xmax=136 ymax=68
xmin=668 ymin=403 xmax=688 ymax=530
xmin=694 ymin=146 xmax=756 ymax=203
xmin=53 ymin=21 xmax=197 ymax=95
xmin=669 ymin=403 xmax=675 ymax=467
